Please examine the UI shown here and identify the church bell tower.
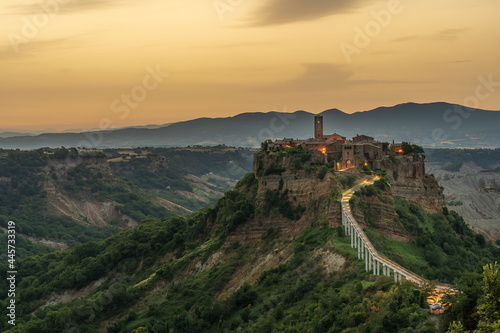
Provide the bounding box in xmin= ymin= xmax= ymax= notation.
xmin=314 ymin=115 xmax=323 ymax=141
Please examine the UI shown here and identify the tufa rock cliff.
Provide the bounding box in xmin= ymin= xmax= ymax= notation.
xmin=372 ymin=154 xmax=445 ymax=213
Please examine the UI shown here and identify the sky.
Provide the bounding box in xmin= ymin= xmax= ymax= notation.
xmin=1 ymin=0 xmax=500 ymax=131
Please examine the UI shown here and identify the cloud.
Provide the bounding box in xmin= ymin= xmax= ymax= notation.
xmin=394 ymin=28 xmax=469 ymax=42
xmin=6 ymin=0 xmax=129 ymax=16
xmin=428 ymin=60 xmax=471 ymax=65
xmin=0 ymin=34 xmax=95 ymax=60
xmin=260 ymin=63 xmax=424 ymax=93
xmin=192 ymin=41 xmax=275 ymax=50
xmin=248 ymin=0 xmax=369 ymax=26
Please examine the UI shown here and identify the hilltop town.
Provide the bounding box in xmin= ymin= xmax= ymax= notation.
xmin=268 ymin=114 xmax=410 ymax=171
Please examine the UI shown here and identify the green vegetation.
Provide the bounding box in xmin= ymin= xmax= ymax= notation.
xmin=110 ymin=147 xmax=253 ymax=211
xmin=0 ymin=173 xmax=259 ymax=332
xmin=0 ymin=232 xmax=52 ymax=258
xmin=401 ymin=142 xmax=425 ymax=155
xmin=1 ymin=214 xmax=438 ymax=332
xmin=256 ymin=146 xmax=311 ymax=175
xmin=316 ymin=165 xmax=329 ymax=180
xmin=443 ymin=263 xmax=500 ymax=332
xmin=0 ymin=149 xmax=121 ymax=252
xmin=364 ymin=197 xmax=499 ymax=283
xmin=340 ymin=174 xmax=358 ymax=189
xmin=2 ymin=148 xmax=499 ymax=333
xmin=0 ymin=147 xmax=254 ymax=253
xmin=263 ymin=188 xmax=305 ymax=221
xmin=447 ymin=201 xmax=463 ymax=206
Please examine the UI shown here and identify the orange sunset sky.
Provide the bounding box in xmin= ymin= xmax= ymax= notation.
xmin=1 ymin=0 xmax=500 ymax=131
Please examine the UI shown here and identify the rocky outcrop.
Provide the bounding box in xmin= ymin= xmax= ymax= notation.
xmin=372 ymin=154 xmax=444 ymax=213
xmin=255 ymin=169 xmax=341 ymax=224
xmin=252 ymin=151 xmax=296 ymax=174
xmin=227 ymin=155 xmax=342 ymax=244
xmin=352 ymin=190 xmax=410 ymax=242
xmin=249 ymin=151 xmax=445 ymax=244
xmin=47 ymin=155 xmax=109 ymax=170
xmin=391 ymin=174 xmax=445 ymax=213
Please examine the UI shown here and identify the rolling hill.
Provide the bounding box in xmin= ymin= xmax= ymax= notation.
xmin=1 ymin=102 xmax=499 ymax=150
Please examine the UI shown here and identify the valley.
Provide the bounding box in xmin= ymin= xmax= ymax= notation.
xmin=0 ymin=147 xmax=254 ymax=256
xmin=426 ymin=149 xmax=500 ymax=245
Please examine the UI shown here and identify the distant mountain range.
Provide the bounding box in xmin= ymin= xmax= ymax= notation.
xmin=0 ymin=123 xmax=172 ymax=139
xmin=1 ymin=102 xmax=499 ymax=149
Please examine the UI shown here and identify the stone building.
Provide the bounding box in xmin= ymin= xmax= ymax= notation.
xmin=269 ymin=114 xmax=387 ymax=170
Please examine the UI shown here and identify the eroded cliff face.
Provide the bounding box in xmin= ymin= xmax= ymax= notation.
xmin=248 ymin=151 xmax=445 ymax=244
xmin=226 ymin=170 xmax=341 ymax=245
xmin=373 ymin=155 xmax=445 ymax=213
xmin=351 ymin=190 xmax=410 ymax=242
xmin=428 ymin=162 xmax=500 ymax=243
xmin=221 ymin=156 xmax=345 ymax=299
xmin=47 ymin=155 xmax=109 ymax=171
xmin=43 ymin=157 xmax=138 ymax=229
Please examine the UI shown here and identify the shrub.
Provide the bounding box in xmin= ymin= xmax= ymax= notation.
xmin=316 ymin=165 xmax=328 ymax=180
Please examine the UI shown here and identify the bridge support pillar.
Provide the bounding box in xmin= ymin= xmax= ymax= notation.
xmin=376 ymin=260 xmax=380 ymax=275
xmin=357 ymin=236 xmax=361 ymax=259
xmin=368 ymin=254 xmax=372 ymax=272
xmin=350 ymin=227 xmax=353 ymax=248
xmin=394 ymin=271 xmax=398 ymax=282
xmin=365 ymin=248 xmax=368 ymax=271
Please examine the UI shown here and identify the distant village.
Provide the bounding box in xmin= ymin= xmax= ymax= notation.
xmin=268 ymin=115 xmax=403 ymax=170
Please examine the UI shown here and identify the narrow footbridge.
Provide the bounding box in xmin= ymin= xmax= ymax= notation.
xmin=341 ymin=176 xmax=454 ymax=292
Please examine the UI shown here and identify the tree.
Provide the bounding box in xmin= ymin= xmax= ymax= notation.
xmin=261 ymin=139 xmax=273 ymax=152
xmin=476 ymin=262 xmax=500 ymax=332
xmin=412 ymin=144 xmax=425 ymax=155
xmin=401 ymin=142 xmax=414 ymax=154
xmin=447 ymin=321 xmax=466 ymax=333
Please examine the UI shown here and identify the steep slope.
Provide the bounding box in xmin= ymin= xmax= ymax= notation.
xmin=1 ymin=149 xmax=497 ymax=332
